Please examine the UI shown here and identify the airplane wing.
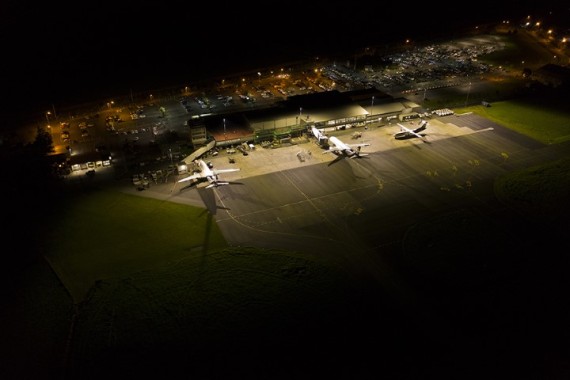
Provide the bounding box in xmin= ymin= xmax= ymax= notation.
xmin=212 ymin=168 xmax=241 ymax=175
xmin=179 ymin=159 xmax=240 ymax=188
xmin=397 ymin=123 xmax=414 ymax=134
xmin=347 ymin=143 xmax=371 ymax=148
xmin=177 ymin=172 xmax=203 ymax=183
xmin=323 ymin=142 xmax=370 ymax=155
xmin=413 ymin=120 xmax=428 ymax=134
xmin=396 ymin=123 xmax=425 ymax=139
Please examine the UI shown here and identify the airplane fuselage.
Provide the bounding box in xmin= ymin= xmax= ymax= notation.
xmin=395 ymin=120 xmax=427 ymax=140
xmin=178 ymin=159 xmax=240 ymax=188
xmin=394 ymin=131 xmax=417 ymax=140
xmin=327 ymin=136 xmax=366 ymax=158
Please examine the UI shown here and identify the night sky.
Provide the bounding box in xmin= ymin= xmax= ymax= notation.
xmin=1 ymin=1 xmax=565 ymax=127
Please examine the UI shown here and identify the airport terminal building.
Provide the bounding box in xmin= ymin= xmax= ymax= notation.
xmin=190 ymin=88 xmax=422 ymax=147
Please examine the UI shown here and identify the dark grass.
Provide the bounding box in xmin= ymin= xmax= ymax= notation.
xmin=43 ymin=189 xmax=229 ymax=302
xmin=4 ymin=149 xmax=569 ymax=379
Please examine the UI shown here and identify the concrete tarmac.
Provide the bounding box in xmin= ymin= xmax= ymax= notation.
xmin=112 ymin=113 xmax=562 ymax=286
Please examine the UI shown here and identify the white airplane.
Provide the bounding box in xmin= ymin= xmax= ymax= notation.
xmin=324 ymin=135 xmax=370 ymax=159
xmin=310 ymin=126 xmax=324 ymax=140
xmin=395 ymin=120 xmax=428 ymax=141
xmin=178 ymin=159 xmax=241 ymax=189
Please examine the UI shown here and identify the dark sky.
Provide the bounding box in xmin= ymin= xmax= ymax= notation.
xmin=1 ymin=1 xmax=565 ymax=127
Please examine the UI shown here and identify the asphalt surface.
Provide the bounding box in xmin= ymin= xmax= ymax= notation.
xmin=108 ymin=112 xmax=564 ymax=287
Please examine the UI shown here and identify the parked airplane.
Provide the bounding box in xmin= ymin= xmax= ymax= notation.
xmin=311 ymin=126 xmax=324 ymax=140
xmin=324 ymin=135 xmax=370 ymax=159
xmin=178 ymin=159 xmax=241 ymax=189
xmin=310 ymin=126 xmax=329 ymax=146
xmin=395 ymin=120 xmax=428 ymax=141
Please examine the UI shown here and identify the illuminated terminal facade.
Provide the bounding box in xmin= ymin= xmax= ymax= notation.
xmin=190 ymin=88 xmax=421 ymax=147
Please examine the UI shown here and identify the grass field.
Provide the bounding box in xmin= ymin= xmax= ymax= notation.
xmin=455 ymin=99 xmax=570 ymax=144
xmin=67 ymin=247 xmax=366 ymax=378
xmin=44 ymin=190 xmax=230 ymax=302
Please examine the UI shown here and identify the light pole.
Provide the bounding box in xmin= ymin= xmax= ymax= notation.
xmin=465 ymin=82 xmax=472 ymax=107
xmin=223 ymin=118 xmax=226 ymax=140
xmin=45 ymin=111 xmax=52 ymax=136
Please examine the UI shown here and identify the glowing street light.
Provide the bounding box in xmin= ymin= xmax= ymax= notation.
xmin=45 ymin=111 xmax=53 ymax=136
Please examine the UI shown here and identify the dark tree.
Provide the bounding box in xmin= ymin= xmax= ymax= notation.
xmin=0 ymin=127 xmax=61 ymax=273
